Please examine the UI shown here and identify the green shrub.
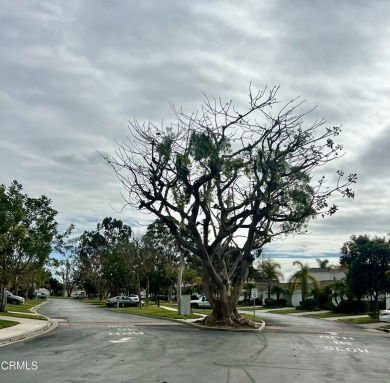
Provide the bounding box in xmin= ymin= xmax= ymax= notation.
xmin=298 ymin=298 xmax=319 ymax=311
xmin=275 ymin=299 xmax=287 ymax=307
xmin=264 ymin=298 xmax=276 ymax=307
xmin=322 ymin=301 xmax=335 ymax=311
xmin=368 ymin=311 xmax=380 ymax=319
xmin=332 ymin=300 xmax=369 ymax=314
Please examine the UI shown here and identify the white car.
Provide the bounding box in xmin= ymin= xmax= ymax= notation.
xmin=190 ymin=295 xmax=211 ymax=309
xmin=73 ymin=292 xmax=86 ymax=299
xmin=379 ymin=309 xmax=390 ymax=322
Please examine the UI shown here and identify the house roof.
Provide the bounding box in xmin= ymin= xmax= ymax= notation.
xmin=309 ymin=267 xmax=346 ymax=272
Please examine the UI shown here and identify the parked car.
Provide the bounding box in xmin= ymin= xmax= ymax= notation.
xmin=379 ymin=309 xmax=390 ymax=323
xmin=73 ymin=292 xmax=86 ymax=299
xmin=6 ymin=291 xmax=25 ymax=305
xmin=33 ymin=292 xmax=48 ymax=299
xmin=190 ymin=295 xmax=211 ymax=309
xmin=106 ymin=295 xmax=143 ymax=307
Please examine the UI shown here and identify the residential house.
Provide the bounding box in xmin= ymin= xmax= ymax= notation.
xmin=257 ymin=267 xmax=346 ymax=307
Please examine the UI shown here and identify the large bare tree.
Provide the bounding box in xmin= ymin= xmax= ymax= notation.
xmin=104 ymin=86 xmax=356 ymax=327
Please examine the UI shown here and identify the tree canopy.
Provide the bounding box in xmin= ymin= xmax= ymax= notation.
xmin=316 ymin=258 xmax=330 ymax=268
xmin=0 ymin=181 xmax=58 ymax=311
xmin=257 ymin=258 xmax=284 ymax=298
xmin=340 ymin=234 xmax=390 ymax=311
xmin=289 ymin=260 xmax=320 ymax=302
xmin=104 ymin=86 xmax=356 ymax=326
xmin=78 ymin=217 xmax=132 ymax=300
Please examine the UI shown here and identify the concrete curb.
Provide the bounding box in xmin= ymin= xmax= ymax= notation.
xmin=104 ymin=307 xmax=266 ymax=333
xmin=177 ymin=319 xmax=266 ymax=333
xmin=0 ymin=318 xmax=58 ymax=348
xmin=0 ymin=300 xmax=59 ymax=347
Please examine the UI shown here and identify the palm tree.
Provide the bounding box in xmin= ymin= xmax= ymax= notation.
xmin=289 ymin=260 xmax=319 ymax=302
xmin=258 ymin=259 xmax=284 ymax=298
xmin=271 ymin=285 xmax=288 ymax=301
xmin=316 ymin=258 xmax=329 ymax=268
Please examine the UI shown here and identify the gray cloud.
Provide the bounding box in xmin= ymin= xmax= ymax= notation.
xmin=1 ymin=0 xmax=389 ymax=278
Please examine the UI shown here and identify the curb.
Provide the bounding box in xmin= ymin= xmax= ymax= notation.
xmin=178 ymin=319 xmax=266 ymax=333
xmin=104 ymin=307 xmax=266 ymax=333
xmin=0 ymin=300 xmax=59 ymax=347
xmin=0 ymin=318 xmax=58 ymax=348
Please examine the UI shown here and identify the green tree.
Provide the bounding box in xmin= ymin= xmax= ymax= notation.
xmin=330 ymin=279 xmax=348 ymax=306
xmin=257 ymin=259 xmax=284 ymax=298
xmin=289 ymin=261 xmax=320 ymax=302
xmin=0 ymin=181 xmax=58 ymax=312
xmin=340 ymin=235 xmax=390 ymax=311
xmin=143 ymin=219 xmax=181 ymax=302
xmin=48 ymin=277 xmax=64 ymax=296
xmin=271 ymin=285 xmax=288 ymax=301
xmin=316 ymin=258 xmax=329 ymax=268
xmin=79 ymin=217 xmax=132 ymax=300
xmin=104 ymin=86 xmax=356 ymax=326
xmin=52 ymin=224 xmax=82 ymax=297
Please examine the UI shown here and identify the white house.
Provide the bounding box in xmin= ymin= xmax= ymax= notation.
xmin=257 ymin=267 xmax=346 ymax=307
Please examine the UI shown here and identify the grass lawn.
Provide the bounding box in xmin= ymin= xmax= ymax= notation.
xmin=108 ymin=306 xmax=200 ymax=320
xmin=109 ymin=306 xmax=264 ymax=324
xmin=82 ymin=298 xmax=107 ymax=306
xmin=238 ymin=306 xmax=267 ymax=310
xmin=193 ymin=308 xmax=212 ymax=315
xmin=241 ymin=314 xmax=264 ymax=323
xmin=267 ymin=308 xmax=319 ymax=314
xmin=305 ymin=312 xmax=353 ymax=318
xmin=0 ymin=312 xmax=47 ymax=321
xmin=7 ymin=299 xmax=44 ymax=313
xmin=5 ymin=299 xmax=47 ymax=321
xmin=338 ymin=317 xmax=380 ymax=324
xmin=49 ymin=296 xmax=72 ymax=299
xmin=0 ymin=318 xmax=20 ymax=329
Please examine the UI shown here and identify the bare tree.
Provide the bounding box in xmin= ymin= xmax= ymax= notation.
xmin=104 ymin=86 xmax=356 ymax=327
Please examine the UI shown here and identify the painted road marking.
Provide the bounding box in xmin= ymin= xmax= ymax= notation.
xmin=324 ymin=346 xmax=369 ymax=353
xmin=319 ymin=335 xmax=354 ymax=340
xmin=320 ymin=332 xmax=369 ymax=354
xmin=108 ymin=325 xmax=145 ymax=343
xmin=110 ymin=337 xmax=132 ymax=344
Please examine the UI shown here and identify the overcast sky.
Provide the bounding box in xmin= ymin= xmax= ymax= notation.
xmin=1 ymin=1 xmax=389 ymax=278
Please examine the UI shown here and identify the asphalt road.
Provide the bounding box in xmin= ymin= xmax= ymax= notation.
xmin=0 ymin=300 xmax=389 ymax=383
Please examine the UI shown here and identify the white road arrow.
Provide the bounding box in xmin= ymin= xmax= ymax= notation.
xmin=109 ymin=337 xmax=132 ymax=343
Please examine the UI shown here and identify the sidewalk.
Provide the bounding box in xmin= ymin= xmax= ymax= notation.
xmin=0 ymin=310 xmax=57 ymax=347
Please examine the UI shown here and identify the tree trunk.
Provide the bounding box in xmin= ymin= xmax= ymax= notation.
xmin=202 ymin=295 xmax=256 ymax=328
xmin=0 ymin=284 xmax=7 ymax=312
xmin=177 ymin=253 xmax=184 ymax=314
xmin=145 ymin=275 xmax=150 ymax=307
xmin=195 ymin=248 xmax=256 ymax=328
xmin=137 ymin=278 xmax=142 ymax=309
xmin=372 ymin=294 xmax=379 ymax=312
xmin=66 ymin=284 xmax=72 ymax=297
xmin=14 ymin=280 xmax=20 ymax=296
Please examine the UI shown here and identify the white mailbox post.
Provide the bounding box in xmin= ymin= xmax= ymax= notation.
xmin=180 ymin=295 xmax=191 ymax=316
xmin=251 ymin=288 xmax=258 ymax=320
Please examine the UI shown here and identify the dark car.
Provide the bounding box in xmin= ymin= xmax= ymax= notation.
xmin=6 ymin=291 xmax=25 ymax=305
xmin=106 ymin=295 xmax=143 ymax=308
